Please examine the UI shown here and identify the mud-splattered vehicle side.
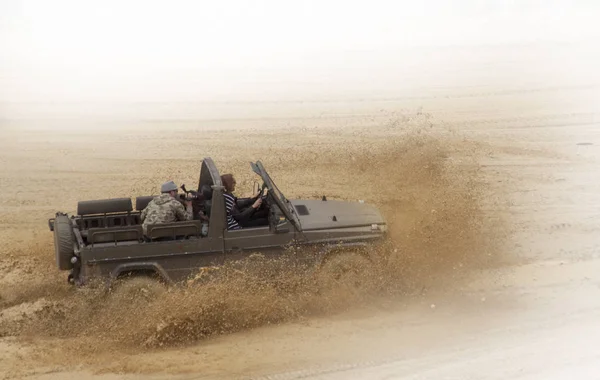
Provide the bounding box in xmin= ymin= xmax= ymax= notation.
xmin=48 ymin=157 xmax=387 ymax=286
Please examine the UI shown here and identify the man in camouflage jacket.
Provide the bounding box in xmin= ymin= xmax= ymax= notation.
xmin=141 ymin=181 xmax=193 ymax=236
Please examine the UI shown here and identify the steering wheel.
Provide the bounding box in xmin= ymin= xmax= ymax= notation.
xmin=255 ymin=182 xmax=267 ymax=199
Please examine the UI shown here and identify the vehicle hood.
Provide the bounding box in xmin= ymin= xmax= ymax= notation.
xmin=289 ymin=199 xmax=385 ymax=231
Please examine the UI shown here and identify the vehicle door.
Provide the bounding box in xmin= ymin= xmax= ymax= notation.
xmin=223 ymin=161 xmax=301 ymax=262
xmin=223 ymin=205 xmax=296 ymax=262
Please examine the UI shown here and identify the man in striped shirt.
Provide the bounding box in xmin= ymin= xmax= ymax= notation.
xmin=221 ymin=174 xmax=269 ymax=230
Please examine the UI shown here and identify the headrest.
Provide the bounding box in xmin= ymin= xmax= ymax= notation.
xmin=77 ymin=198 xmax=133 ymax=216
xmin=201 ymin=184 xmax=213 ymax=200
xmin=135 ymin=196 xmax=155 ymax=211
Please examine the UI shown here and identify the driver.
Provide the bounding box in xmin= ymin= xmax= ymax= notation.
xmin=221 ymin=174 xmax=269 ymax=230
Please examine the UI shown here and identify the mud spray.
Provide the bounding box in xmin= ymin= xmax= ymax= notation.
xmin=0 ymin=119 xmax=512 ymax=371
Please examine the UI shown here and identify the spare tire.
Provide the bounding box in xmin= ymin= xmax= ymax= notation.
xmin=54 ymin=214 xmax=75 ymax=270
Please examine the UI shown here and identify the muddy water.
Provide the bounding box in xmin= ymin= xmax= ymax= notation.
xmin=1 ymin=47 xmax=599 ymax=379
xmin=0 ymin=108 xmax=521 ymax=377
xmin=279 ymin=123 xmax=600 ymax=380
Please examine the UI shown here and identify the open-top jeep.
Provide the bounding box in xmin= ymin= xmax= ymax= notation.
xmin=49 ymin=158 xmax=387 ymax=286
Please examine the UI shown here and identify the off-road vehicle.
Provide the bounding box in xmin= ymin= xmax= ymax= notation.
xmin=48 ymin=158 xmax=387 ymax=286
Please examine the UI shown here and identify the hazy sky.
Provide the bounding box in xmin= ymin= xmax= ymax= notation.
xmin=1 ymin=0 xmax=599 ymax=103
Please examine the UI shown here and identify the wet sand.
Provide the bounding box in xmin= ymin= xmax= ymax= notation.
xmin=1 ymin=43 xmax=600 ymax=379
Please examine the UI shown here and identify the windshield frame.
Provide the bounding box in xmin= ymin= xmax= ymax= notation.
xmin=251 ymin=161 xmax=301 ymax=229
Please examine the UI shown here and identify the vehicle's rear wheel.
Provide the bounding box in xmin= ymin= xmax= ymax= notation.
xmin=53 ymin=214 xmax=75 ymax=270
xmin=316 ymin=251 xmax=376 ymax=294
xmin=110 ymin=275 xmax=167 ymax=302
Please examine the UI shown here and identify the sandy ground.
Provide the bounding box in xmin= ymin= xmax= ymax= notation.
xmin=1 ymin=44 xmax=600 ymax=379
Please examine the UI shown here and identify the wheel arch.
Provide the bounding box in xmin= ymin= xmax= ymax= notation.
xmin=317 ymin=242 xmax=373 ymax=266
xmin=109 ymin=262 xmax=172 ymax=286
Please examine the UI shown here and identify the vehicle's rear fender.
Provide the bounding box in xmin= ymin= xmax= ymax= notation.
xmin=109 ymin=262 xmax=173 ymax=286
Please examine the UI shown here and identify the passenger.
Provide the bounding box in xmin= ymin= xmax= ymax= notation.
xmin=141 ymin=180 xmax=193 ymax=237
xmin=221 ymin=174 xmax=268 ymax=230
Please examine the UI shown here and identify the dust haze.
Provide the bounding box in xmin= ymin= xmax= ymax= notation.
xmin=2 ymin=1 xmax=600 ymax=379
xmin=2 ymin=1 xmax=600 ymax=109
xmin=0 ymin=112 xmax=515 ymax=376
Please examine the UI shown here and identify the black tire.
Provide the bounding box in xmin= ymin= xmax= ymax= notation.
xmin=54 ymin=214 xmax=75 ymax=270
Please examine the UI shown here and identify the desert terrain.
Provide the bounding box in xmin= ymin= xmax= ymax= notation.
xmin=1 ymin=42 xmax=600 ymax=380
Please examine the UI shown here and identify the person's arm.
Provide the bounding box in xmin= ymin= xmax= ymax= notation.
xmin=237 ymin=197 xmax=255 ymax=209
xmin=174 ymin=200 xmax=193 ymax=221
xmin=225 ymin=193 xmax=255 ymax=224
xmin=238 ymin=188 xmax=262 ymax=209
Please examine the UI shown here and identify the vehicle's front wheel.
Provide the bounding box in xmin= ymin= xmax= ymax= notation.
xmin=316 ymin=251 xmax=376 ymax=295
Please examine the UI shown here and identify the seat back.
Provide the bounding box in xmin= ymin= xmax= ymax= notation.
xmin=88 ymin=225 xmax=144 ymax=246
xmin=77 ymin=198 xmax=134 ymax=229
xmin=135 ymin=196 xmax=155 ymax=211
xmin=80 ymin=215 xmax=135 ymax=229
xmin=201 ymin=185 xmax=213 ymax=217
xmin=147 ymin=220 xmax=203 ymax=240
xmin=78 ymin=198 xmax=133 ymax=216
